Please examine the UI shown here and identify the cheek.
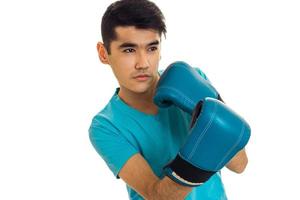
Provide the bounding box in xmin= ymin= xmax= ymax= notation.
xmin=149 ymin=52 xmax=160 ymax=64
xmin=149 ymin=56 xmax=160 ymax=71
xmin=112 ymin=61 xmax=133 ymax=83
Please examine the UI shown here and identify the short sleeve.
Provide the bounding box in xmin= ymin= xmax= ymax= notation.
xmin=89 ymin=116 xmax=139 ymax=178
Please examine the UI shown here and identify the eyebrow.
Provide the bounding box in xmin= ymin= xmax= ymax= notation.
xmin=118 ymin=40 xmax=160 ymax=49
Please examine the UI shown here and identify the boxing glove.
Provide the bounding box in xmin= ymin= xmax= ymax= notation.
xmin=164 ymin=98 xmax=251 ymax=187
xmin=154 ymin=61 xmax=223 ymax=114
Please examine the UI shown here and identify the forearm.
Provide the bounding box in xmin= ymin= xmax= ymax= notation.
xmin=147 ymin=176 xmax=193 ymax=200
xmin=226 ymin=149 xmax=248 ymax=173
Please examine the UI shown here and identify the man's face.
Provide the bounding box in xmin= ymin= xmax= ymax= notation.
xmin=106 ymin=26 xmax=161 ymax=94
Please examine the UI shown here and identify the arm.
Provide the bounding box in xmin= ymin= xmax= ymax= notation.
xmin=118 ymin=153 xmax=192 ymax=200
xmin=226 ymin=148 xmax=248 ymax=173
xmin=195 ymin=67 xmax=248 ymax=174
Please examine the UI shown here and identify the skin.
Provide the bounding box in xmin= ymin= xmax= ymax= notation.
xmin=97 ymin=26 xmax=248 ymax=199
xmin=97 ymin=26 xmax=161 ymax=115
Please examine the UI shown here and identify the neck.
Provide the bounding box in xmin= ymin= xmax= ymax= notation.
xmin=118 ymin=78 xmax=159 ymax=115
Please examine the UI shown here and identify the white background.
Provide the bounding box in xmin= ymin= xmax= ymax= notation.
xmin=1 ymin=0 xmax=299 ymax=199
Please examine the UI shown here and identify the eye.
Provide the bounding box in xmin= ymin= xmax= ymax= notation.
xmin=148 ymin=46 xmax=158 ymax=52
xmin=123 ymin=48 xmax=135 ymax=53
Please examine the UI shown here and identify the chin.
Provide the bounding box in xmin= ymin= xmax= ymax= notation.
xmin=132 ymin=79 xmax=156 ymax=93
xmin=135 ymin=81 xmax=157 ymax=93
xmin=132 ymin=86 xmax=151 ymax=94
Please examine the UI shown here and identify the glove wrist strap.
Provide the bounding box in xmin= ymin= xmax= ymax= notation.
xmin=164 ymin=154 xmax=216 ymax=187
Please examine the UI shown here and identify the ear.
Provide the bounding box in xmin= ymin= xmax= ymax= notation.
xmin=97 ymin=42 xmax=109 ymax=64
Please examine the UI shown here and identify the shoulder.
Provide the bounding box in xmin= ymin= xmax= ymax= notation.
xmin=89 ymin=112 xmax=114 ymax=131
xmin=89 ymin=98 xmax=123 ymax=141
xmin=89 ymin=90 xmax=125 ymax=132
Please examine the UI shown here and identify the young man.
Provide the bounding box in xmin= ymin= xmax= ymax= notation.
xmin=89 ymin=0 xmax=248 ymax=199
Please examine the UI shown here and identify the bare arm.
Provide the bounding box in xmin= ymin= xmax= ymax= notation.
xmin=118 ymin=153 xmax=192 ymax=200
xmin=226 ymin=148 xmax=248 ymax=173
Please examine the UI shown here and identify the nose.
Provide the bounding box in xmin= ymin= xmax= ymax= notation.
xmin=135 ymin=51 xmax=149 ymax=70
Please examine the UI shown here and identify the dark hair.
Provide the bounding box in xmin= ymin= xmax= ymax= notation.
xmin=101 ymin=0 xmax=167 ymax=54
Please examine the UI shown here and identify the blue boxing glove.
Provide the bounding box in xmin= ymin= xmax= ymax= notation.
xmin=164 ymin=98 xmax=251 ymax=187
xmin=154 ymin=61 xmax=223 ymax=114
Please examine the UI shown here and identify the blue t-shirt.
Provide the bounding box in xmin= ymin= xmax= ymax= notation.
xmin=89 ymin=68 xmax=227 ymax=200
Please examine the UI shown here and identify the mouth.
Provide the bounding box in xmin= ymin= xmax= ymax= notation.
xmin=134 ymin=74 xmax=151 ymax=81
